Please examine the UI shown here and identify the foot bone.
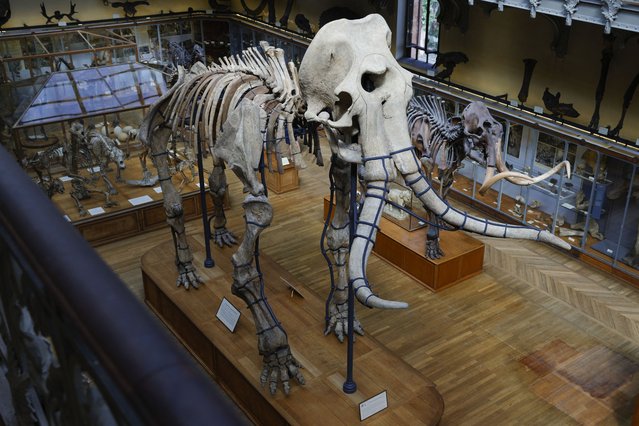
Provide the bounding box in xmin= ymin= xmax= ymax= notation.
xmin=260 ymin=347 xmax=305 ymax=395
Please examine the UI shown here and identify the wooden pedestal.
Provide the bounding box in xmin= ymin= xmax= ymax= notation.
xmin=142 ymin=239 xmax=444 ymax=425
xmin=323 ymin=196 xmax=484 ymax=292
xmin=261 ymin=154 xmax=299 ymax=194
xmin=74 ymin=190 xmax=205 ymax=246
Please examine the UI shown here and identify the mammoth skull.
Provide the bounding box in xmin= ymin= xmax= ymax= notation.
xmin=300 ymin=14 xmax=415 ymax=182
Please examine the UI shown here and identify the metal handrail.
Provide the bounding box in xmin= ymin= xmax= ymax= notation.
xmin=0 ymin=144 xmax=243 ymax=425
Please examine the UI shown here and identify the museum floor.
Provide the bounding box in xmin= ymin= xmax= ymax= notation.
xmin=96 ymin=149 xmax=639 ymax=425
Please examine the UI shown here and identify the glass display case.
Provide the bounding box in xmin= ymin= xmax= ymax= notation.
xmin=382 ymin=181 xmax=428 ymax=231
xmin=0 ymin=30 xmax=138 ymax=83
xmin=412 ymin=83 xmax=639 ymax=281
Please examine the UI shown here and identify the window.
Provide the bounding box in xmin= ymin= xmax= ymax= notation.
xmin=406 ymin=0 xmax=441 ymax=65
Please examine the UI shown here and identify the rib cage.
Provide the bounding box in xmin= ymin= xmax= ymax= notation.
xmin=407 ymin=95 xmax=464 ymax=172
xmin=149 ymin=42 xmax=303 ymax=170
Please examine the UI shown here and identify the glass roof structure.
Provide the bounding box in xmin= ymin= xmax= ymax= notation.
xmin=13 ymin=62 xmax=166 ymax=128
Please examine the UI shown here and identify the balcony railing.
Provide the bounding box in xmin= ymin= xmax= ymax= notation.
xmin=0 ymin=143 xmax=244 ymax=425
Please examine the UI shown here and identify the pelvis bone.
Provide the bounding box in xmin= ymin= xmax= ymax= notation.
xmin=300 ymin=14 xmax=570 ymax=310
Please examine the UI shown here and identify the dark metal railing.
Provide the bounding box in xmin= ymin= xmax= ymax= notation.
xmin=0 ymin=143 xmax=243 ymax=425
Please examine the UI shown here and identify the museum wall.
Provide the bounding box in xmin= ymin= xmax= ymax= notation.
xmin=6 ymin=1 xmax=210 ymax=27
xmin=438 ymin=6 xmax=639 ymax=141
xmin=227 ymin=0 xmax=391 ymax=33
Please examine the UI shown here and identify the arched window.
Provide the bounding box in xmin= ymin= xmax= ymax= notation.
xmin=406 ymin=0 xmax=440 ymax=65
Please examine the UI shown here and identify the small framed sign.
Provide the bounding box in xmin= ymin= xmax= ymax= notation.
xmin=216 ymin=297 xmax=241 ymax=332
xmin=359 ymin=390 xmax=388 ymax=421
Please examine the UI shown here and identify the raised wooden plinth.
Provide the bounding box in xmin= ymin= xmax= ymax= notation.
xmin=323 ymin=196 xmax=484 ymax=292
xmin=142 ymin=239 xmax=444 ymax=425
xmin=262 ymin=154 xmax=299 ymax=194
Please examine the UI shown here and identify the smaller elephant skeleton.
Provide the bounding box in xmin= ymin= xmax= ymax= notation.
xmin=407 ymin=95 xmax=571 ymax=258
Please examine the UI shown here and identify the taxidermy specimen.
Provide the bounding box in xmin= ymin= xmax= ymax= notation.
xmin=40 ymin=1 xmax=79 ymax=23
xmin=110 ymin=1 xmax=149 ymax=18
xmin=142 ymin=15 xmax=571 ymax=394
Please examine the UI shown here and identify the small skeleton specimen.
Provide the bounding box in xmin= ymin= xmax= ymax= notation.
xmin=33 ymin=175 xmax=64 ymax=199
xmin=39 ymin=1 xmax=79 ymax=24
xmin=69 ymin=175 xmax=117 ymax=216
xmin=558 ymin=220 xmax=604 ymax=240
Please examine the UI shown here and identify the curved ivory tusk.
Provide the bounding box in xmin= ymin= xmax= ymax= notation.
xmin=348 ymin=180 xmax=409 ymax=310
xmin=354 ymin=286 xmax=409 ymax=309
xmin=478 ymin=135 xmax=572 ymax=194
xmin=478 ymin=160 xmax=572 ymax=195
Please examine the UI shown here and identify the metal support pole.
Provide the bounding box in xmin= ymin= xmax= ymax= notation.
xmin=196 ymin=131 xmax=214 ymax=268
xmin=343 ymin=162 xmax=358 ymax=394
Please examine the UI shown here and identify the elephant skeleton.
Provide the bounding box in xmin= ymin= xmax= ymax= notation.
xmin=143 ymin=15 xmax=572 ymax=396
xmin=407 ymin=96 xmax=572 ymax=258
xmin=139 ymin=42 xmax=306 ymax=395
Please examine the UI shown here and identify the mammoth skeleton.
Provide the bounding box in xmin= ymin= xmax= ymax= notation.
xmin=407 ymin=96 xmax=572 ymax=258
xmin=301 ymin=15 xmax=571 ymax=334
xmin=143 ymin=14 xmax=571 ymax=396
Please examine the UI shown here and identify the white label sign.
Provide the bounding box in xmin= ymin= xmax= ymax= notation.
xmin=216 ymin=297 xmax=241 ymax=332
xmin=359 ymin=391 xmax=388 ymax=421
xmin=87 ymin=166 xmax=101 ymax=173
xmin=59 ymin=175 xmax=73 ymax=182
xmin=87 ymin=207 xmax=105 ymax=216
xmin=128 ymin=195 xmax=153 ymax=206
xmin=153 ymin=186 xmax=163 ymax=193
xmin=281 ymin=157 xmax=290 ymax=166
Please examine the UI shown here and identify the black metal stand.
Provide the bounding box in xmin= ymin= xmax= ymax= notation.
xmin=196 ymin=132 xmax=214 ymax=268
xmin=343 ymin=162 xmax=358 ymax=394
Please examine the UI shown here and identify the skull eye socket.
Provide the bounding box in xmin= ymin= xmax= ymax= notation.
xmin=333 ymin=92 xmax=353 ymax=118
xmin=361 ymin=70 xmax=387 ymax=93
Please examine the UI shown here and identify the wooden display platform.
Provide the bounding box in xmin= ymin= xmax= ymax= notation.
xmin=74 ymin=190 xmax=208 ymax=246
xmin=323 ymin=197 xmax=484 ymax=292
xmin=261 ymin=153 xmax=299 ymax=194
xmin=142 ymin=239 xmax=444 ymax=425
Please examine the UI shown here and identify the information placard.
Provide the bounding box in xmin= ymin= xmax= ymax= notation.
xmin=128 ymin=195 xmax=153 ymax=206
xmin=359 ymin=391 xmax=388 ymax=421
xmin=87 ymin=207 xmax=105 ymax=216
xmin=216 ymin=297 xmax=241 ymax=332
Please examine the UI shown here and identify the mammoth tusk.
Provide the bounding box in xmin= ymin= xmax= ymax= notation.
xmin=478 ymin=134 xmax=571 ymax=195
xmin=479 ymin=160 xmax=572 ymax=195
xmin=354 ymin=285 xmax=408 ymax=309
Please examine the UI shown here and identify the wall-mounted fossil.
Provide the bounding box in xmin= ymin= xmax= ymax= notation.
xmin=543 ymin=88 xmax=580 ymax=118
xmin=518 ymin=58 xmax=537 ymax=104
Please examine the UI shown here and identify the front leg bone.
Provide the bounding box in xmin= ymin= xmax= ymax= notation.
xmin=325 ymin=157 xmax=364 ymax=341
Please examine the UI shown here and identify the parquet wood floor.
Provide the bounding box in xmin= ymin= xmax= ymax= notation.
xmin=96 ymin=144 xmax=639 ymax=425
